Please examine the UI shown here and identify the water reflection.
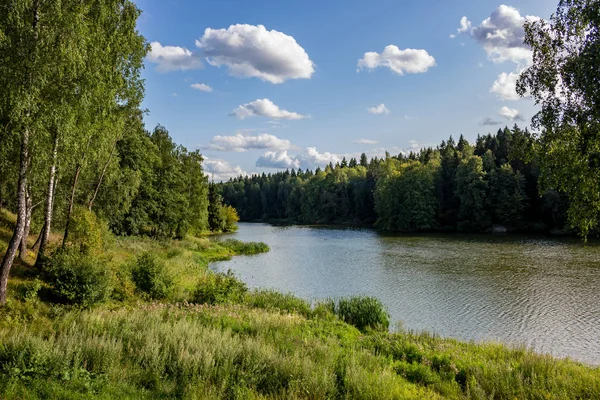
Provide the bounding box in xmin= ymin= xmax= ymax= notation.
xmin=212 ymin=223 xmax=600 ymax=364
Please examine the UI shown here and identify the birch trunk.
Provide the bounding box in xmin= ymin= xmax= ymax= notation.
xmin=36 ymin=132 xmax=59 ymax=264
xmin=19 ymin=188 xmax=33 ymax=261
xmin=0 ymin=127 xmax=29 ymax=304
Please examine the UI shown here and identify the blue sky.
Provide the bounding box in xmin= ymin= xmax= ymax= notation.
xmin=135 ymin=0 xmax=557 ymax=180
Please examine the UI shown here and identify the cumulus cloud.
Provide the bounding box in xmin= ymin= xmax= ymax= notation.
xmin=256 ymin=151 xmax=300 ymax=169
xmin=147 ymin=42 xmax=203 ymax=72
xmin=202 ymin=133 xmax=294 ymax=152
xmin=480 ymin=117 xmax=502 ymax=126
xmin=191 ymin=83 xmax=212 ymax=92
xmin=231 ymin=99 xmax=308 ymax=120
xmin=458 ymin=16 xmax=472 ymax=33
xmin=354 ymin=139 xmax=379 ymax=145
xmin=196 ymin=24 xmax=315 ymax=84
xmin=257 ymin=147 xmax=341 ymax=170
xmin=498 ymin=106 xmax=524 ymax=121
xmin=357 ymin=45 xmax=436 ymax=75
xmin=204 ymin=158 xmax=250 ymax=182
xmin=463 ymin=5 xmax=538 ymax=64
xmin=367 ymin=104 xmax=390 ymax=115
xmin=490 ymin=70 xmax=522 ymax=100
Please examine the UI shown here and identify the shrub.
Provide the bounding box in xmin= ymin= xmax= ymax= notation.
xmin=44 ymin=250 xmax=113 ymax=307
xmin=67 ymin=207 xmax=104 ymax=255
xmin=243 ymin=290 xmax=312 ymax=317
xmin=17 ymin=279 xmax=42 ymax=302
xmin=131 ymin=253 xmax=174 ymax=299
xmin=222 ymin=205 xmax=239 ymax=232
xmin=333 ymin=296 xmax=390 ymax=332
xmin=192 ymin=271 xmax=247 ymax=304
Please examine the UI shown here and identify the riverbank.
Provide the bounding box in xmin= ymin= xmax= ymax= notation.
xmin=1 ymin=212 xmax=599 ymax=399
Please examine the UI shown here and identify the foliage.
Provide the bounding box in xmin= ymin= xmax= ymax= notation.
xmin=243 ymin=289 xmax=312 ymax=317
xmin=208 ymin=182 xmax=227 ymax=232
xmin=192 ymin=270 xmax=247 ymax=305
xmin=375 ymin=161 xmax=438 ymax=231
xmin=455 ymin=156 xmax=491 ymax=232
xmin=518 ymin=0 xmax=600 ymax=238
xmin=329 ymin=296 xmax=390 ymax=332
xmin=66 ymin=206 xmax=104 ymax=254
xmin=114 ymin=125 xmax=211 ymax=239
xmin=222 ymin=205 xmax=240 ymax=232
xmin=131 ymin=253 xmax=173 ymax=299
xmin=43 ymin=250 xmax=113 ymax=307
xmin=219 ymin=239 xmax=270 ymax=255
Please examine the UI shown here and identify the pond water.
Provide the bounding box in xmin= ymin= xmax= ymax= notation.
xmin=211 ymin=223 xmax=600 ymax=365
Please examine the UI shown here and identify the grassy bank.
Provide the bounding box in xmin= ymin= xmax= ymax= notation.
xmin=1 ymin=210 xmax=599 ymax=399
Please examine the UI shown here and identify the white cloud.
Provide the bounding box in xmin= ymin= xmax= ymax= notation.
xmin=464 ymin=5 xmax=539 ymax=64
xmin=458 ymin=16 xmax=472 ymax=33
xmin=256 ymin=147 xmax=341 ymax=169
xmin=357 ymin=45 xmax=436 ymax=75
xmin=196 ymin=24 xmax=315 ymax=84
xmin=354 ymin=139 xmax=379 ymax=145
xmin=204 ymin=158 xmax=250 ymax=182
xmin=449 ymin=34 xmax=456 ymax=39
xmin=491 ymin=70 xmax=522 ymax=100
xmin=231 ymin=99 xmax=308 ymax=120
xmin=256 ymin=151 xmax=300 ymax=169
xmin=367 ymin=104 xmax=390 ymax=115
xmin=498 ymin=106 xmax=524 ymax=121
xmin=202 ymin=133 xmax=294 ymax=152
xmin=147 ymin=41 xmax=203 ymax=72
xmin=191 ymin=83 xmax=212 ymax=92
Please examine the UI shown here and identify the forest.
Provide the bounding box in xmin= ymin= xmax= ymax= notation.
xmin=220 ymin=126 xmax=570 ymax=234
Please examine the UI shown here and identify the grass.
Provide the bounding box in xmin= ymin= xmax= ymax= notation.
xmin=1 ymin=208 xmax=600 ymax=399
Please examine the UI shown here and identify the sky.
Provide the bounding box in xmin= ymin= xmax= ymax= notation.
xmin=135 ymin=0 xmax=557 ymax=181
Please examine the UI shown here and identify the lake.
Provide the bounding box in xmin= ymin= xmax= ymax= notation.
xmin=211 ymin=223 xmax=600 ymax=365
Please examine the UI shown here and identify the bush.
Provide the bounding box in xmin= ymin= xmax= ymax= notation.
xmin=16 ymin=279 xmax=42 ymax=302
xmin=243 ymin=290 xmax=312 ymax=317
xmin=333 ymin=296 xmax=390 ymax=332
xmin=44 ymin=250 xmax=113 ymax=307
xmin=222 ymin=205 xmax=239 ymax=232
xmin=67 ymin=207 xmax=104 ymax=255
xmin=131 ymin=253 xmax=174 ymax=299
xmin=192 ymin=271 xmax=247 ymax=304
xmin=219 ymin=239 xmax=270 ymax=255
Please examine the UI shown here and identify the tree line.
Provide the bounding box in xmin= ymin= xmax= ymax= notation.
xmin=220 ymin=126 xmax=572 ymax=233
xmin=0 ymin=0 xmax=235 ymax=304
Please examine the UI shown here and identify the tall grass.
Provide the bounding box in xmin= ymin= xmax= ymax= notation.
xmin=323 ymin=296 xmax=390 ymax=332
xmin=0 ymin=306 xmax=440 ymax=399
xmin=217 ymin=239 xmax=270 ymax=255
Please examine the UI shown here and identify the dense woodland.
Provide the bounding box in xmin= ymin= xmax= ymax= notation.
xmin=220 ymin=126 xmax=570 ymax=233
